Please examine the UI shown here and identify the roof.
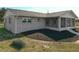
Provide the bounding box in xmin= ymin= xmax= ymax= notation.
xmin=7 ymin=9 xmax=78 ymax=18
xmin=47 ymin=10 xmax=78 ymax=18
xmin=7 ymin=9 xmax=46 ymax=17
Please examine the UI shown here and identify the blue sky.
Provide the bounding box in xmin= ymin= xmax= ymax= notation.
xmin=0 ymin=0 xmax=79 ymax=17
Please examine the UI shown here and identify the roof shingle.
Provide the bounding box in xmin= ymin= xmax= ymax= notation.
xmin=7 ymin=9 xmax=78 ymax=18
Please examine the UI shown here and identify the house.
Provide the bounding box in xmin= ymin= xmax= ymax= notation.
xmin=3 ymin=9 xmax=78 ymax=34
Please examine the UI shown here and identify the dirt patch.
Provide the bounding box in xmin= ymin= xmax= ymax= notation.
xmin=27 ymin=33 xmax=55 ymax=42
xmin=26 ymin=32 xmax=78 ymax=42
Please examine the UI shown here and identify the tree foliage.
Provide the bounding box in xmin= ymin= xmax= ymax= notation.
xmin=0 ymin=8 xmax=6 ymax=22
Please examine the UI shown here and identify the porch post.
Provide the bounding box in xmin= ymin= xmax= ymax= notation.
xmin=65 ymin=18 xmax=68 ymax=27
xmin=58 ymin=17 xmax=61 ymax=31
xmin=71 ymin=19 xmax=73 ymax=27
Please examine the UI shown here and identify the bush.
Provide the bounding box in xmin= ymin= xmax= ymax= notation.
xmin=10 ymin=39 xmax=25 ymax=51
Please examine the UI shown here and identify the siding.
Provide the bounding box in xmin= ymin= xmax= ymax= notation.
xmin=16 ymin=17 xmax=45 ymax=34
xmin=4 ymin=16 xmax=15 ymax=33
xmin=4 ymin=11 xmax=15 ymax=33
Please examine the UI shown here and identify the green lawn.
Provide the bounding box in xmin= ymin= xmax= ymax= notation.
xmin=0 ymin=24 xmax=15 ymax=40
xmin=0 ymin=24 xmax=79 ymax=52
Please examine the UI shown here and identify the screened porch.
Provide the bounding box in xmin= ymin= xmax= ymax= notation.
xmin=45 ymin=17 xmax=75 ymax=31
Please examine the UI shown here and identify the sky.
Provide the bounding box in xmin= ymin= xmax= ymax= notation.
xmin=0 ymin=0 xmax=79 ymax=17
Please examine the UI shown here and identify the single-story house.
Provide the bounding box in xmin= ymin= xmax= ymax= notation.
xmin=3 ymin=9 xmax=78 ymax=34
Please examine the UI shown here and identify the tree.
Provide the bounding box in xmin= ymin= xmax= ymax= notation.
xmin=0 ymin=7 xmax=6 ymax=22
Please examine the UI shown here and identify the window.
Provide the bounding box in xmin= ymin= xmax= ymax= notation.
xmin=22 ymin=19 xmax=27 ymax=23
xmin=28 ymin=18 xmax=32 ymax=23
xmin=8 ymin=17 xmax=11 ymax=24
xmin=22 ymin=17 xmax=32 ymax=23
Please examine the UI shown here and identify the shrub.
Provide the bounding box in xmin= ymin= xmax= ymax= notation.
xmin=10 ymin=39 xmax=25 ymax=51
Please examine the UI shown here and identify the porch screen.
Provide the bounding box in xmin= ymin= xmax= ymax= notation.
xmin=61 ymin=18 xmax=66 ymax=27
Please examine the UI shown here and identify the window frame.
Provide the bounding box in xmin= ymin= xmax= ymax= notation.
xmin=28 ymin=18 xmax=32 ymax=23
xmin=22 ymin=17 xmax=32 ymax=23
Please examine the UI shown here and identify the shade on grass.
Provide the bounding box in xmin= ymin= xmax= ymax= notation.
xmin=0 ymin=28 xmax=14 ymax=40
xmin=22 ymin=29 xmax=76 ymax=41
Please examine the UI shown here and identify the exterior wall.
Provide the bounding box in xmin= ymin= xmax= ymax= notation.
xmin=4 ymin=16 xmax=15 ymax=33
xmin=16 ymin=17 xmax=45 ymax=34
xmin=4 ymin=11 xmax=16 ymax=33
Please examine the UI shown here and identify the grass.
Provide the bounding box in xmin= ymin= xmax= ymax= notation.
xmin=20 ymin=41 xmax=79 ymax=52
xmin=0 ymin=24 xmax=15 ymax=40
xmin=0 ymin=28 xmax=15 ymax=40
xmin=0 ymin=24 xmax=79 ymax=51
